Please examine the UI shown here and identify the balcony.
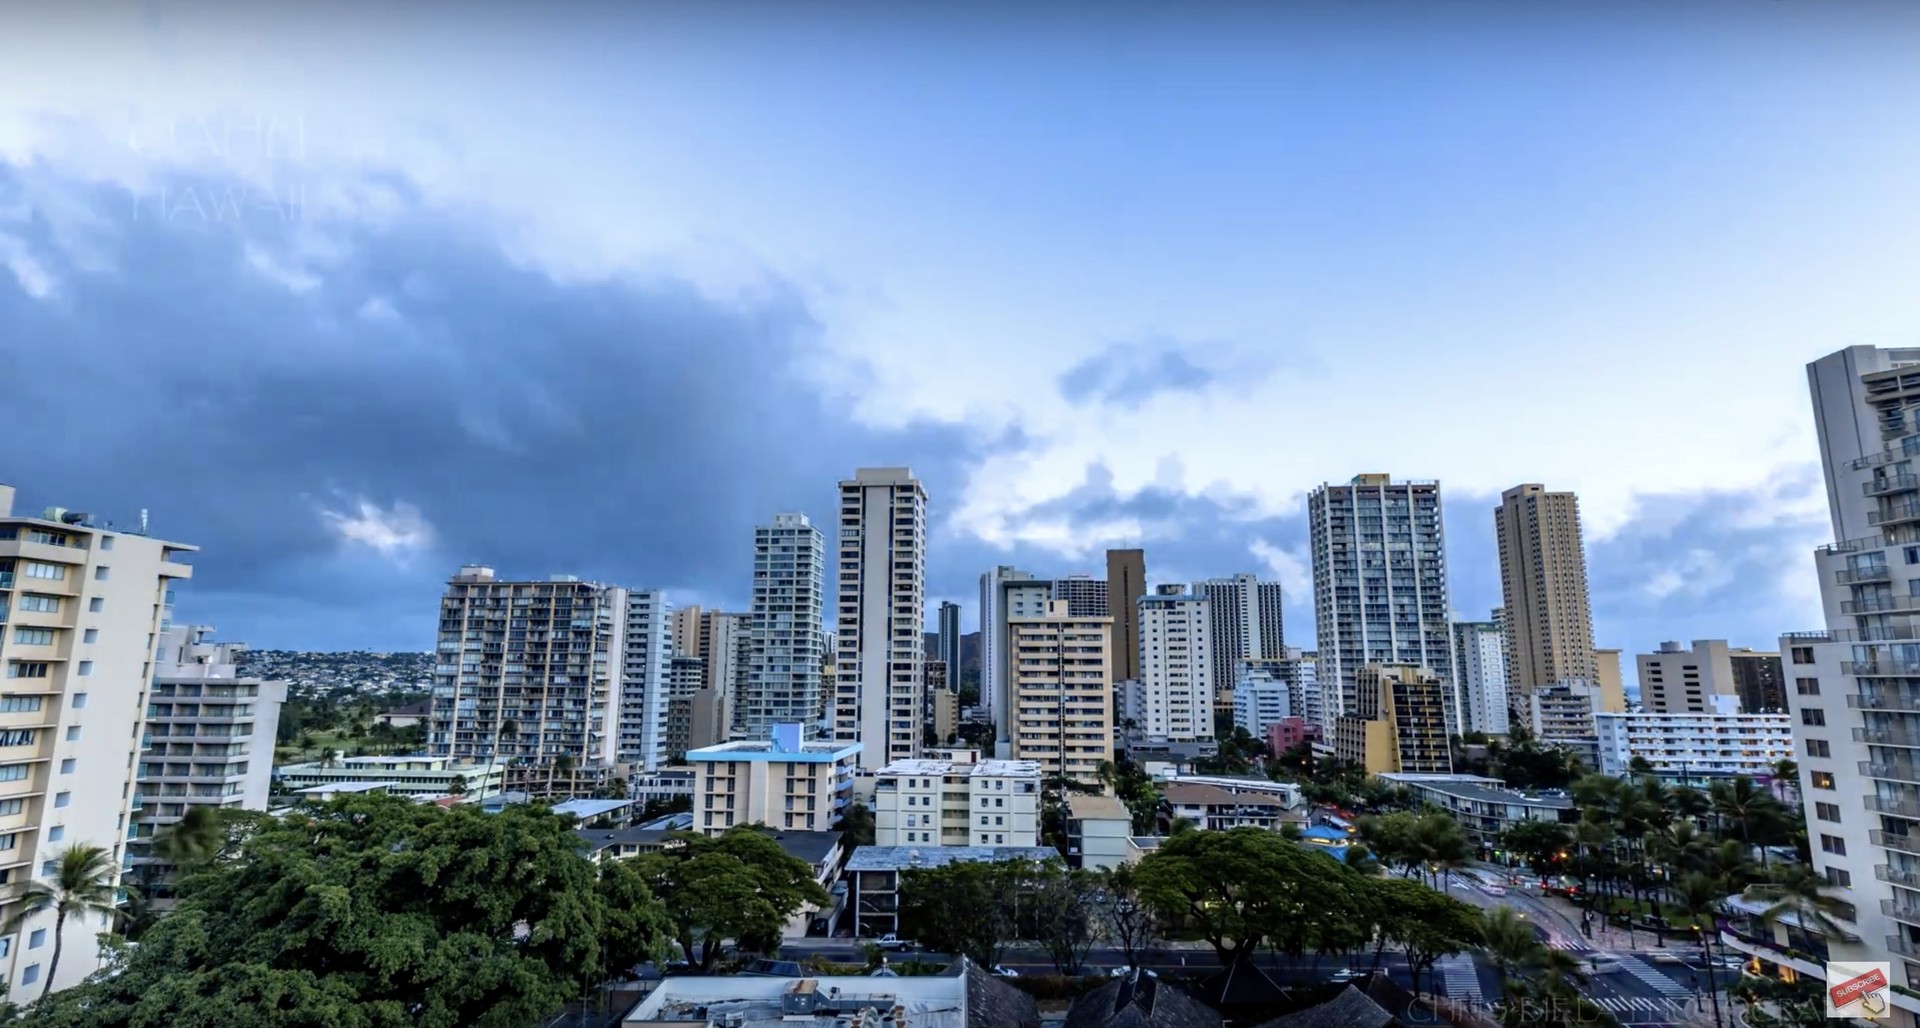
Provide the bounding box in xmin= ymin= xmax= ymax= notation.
xmin=1870 ymin=502 xmax=1920 ymax=528
xmin=1879 ymin=864 xmax=1920 ymax=887
xmin=1884 ymin=899 xmax=1920 ymax=926
xmin=1890 ymin=935 xmax=1920 ymax=958
xmin=1867 ymin=475 xmax=1920 ymax=497
xmin=1871 ymin=829 xmax=1920 ymax=854
xmin=1850 ymin=693 xmax=1920 ymax=711
xmin=1867 ymin=795 xmax=1920 ymax=818
xmin=1857 ymin=728 xmax=1920 ymax=748
xmin=1843 ymin=659 xmax=1920 ymax=676
xmin=1837 ymin=565 xmax=1894 ymax=585
xmin=1863 ymin=761 xmax=1920 ymax=783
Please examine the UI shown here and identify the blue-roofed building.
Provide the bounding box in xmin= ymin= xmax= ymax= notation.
xmin=551 ymin=797 xmax=637 ymax=824
xmin=688 ymin=723 xmax=861 ymax=835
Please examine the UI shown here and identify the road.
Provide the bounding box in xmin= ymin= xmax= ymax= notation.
xmin=776 ymin=937 xmax=1417 ymax=983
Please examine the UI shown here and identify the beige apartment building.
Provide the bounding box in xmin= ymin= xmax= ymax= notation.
xmin=1332 ymin=664 xmax=1453 ymax=774
xmin=1008 ymin=599 xmax=1113 ymax=783
xmin=834 ymin=468 xmax=927 ymax=770
xmin=1495 ymin=485 xmax=1598 ymax=711
xmin=0 ymin=483 xmax=195 ymax=996
xmin=871 ymin=749 xmax=1041 ymax=847
xmin=687 ymin=723 xmax=860 ymax=835
xmin=1635 ymin=639 xmax=1786 ymax=714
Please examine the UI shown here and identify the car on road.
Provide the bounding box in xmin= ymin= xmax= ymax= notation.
xmin=873 ymin=933 xmax=911 ymax=950
xmin=1108 ymin=966 xmax=1159 ymax=978
xmin=992 ymin=965 xmax=1019 ymax=977
xmin=1483 ymin=884 xmax=1508 ymax=896
xmin=1328 ymin=968 xmax=1363 ymax=984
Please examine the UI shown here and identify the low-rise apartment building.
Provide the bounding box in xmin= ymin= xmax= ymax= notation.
xmin=846 ymin=845 xmax=1059 ymax=940
xmin=872 ymin=750 xmax=1040 ymax=848
xmin=1376 ymin=772 xmax=1575 ymax=853
xmin=687 ymin=723 xmax=859 ymax=835
xmin=275 ymin=755 xmax=506 ymax=799
xmin=1065 ymin=792 xmax=1138 ymax=871
xmin=1593 ymin=706 xmax=1793 ymax=777
xmin=1159 ymin=782 xmax=1306 ymax=833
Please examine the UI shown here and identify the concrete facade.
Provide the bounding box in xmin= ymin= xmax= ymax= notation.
xmin=1137 ymin=587 xmax=1213 ymax=742
xmin=742 ymin=513 xmax=826 ymax=740
xmin=1007 ymin=599 xmax=1112 ymax=783
xmin=0 ymin=485 xmax=195 ymax=996
xmin=1452 ymin=617 xmax=1510 ymax=737
xmin=1051 ymin=575 xmax=1109 ymax=618
xmin=871 ymin=750 xmax=1041 ymax=848
xmin=1593 ymin=710 xmax=1793 ymax=778
xmin=1308 ymin=475 xmax=1454 ymax=721
xmin=1332 ymin=664 xmax=1453 ymax=774
xmin=1494 ymin=485 xmax=1597 ymax=707
xmin=687 ymin=723 xmax=859 ymax=835
xmin=980 ymin=566 xmax=1049 ymax=753
xmin=1106 ymin=549 xmax=1146 ymax=685
xmin=835 ymin=468 xmax=927 ymax=771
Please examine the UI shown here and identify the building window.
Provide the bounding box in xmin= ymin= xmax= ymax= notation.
xmin=99 ymin=536 xmax=113 ymax=551
xmin=1805 ymin=739 xmax=1831 ymax=758
xmin=1820 ymin=834 xmax=1847 ymax=856
xmin=75 ymin=662 xmax=92 ymax=677
xmin=1801 ymin=709 xmax=1826 ymax=727
xmin=11 ymin=629 xmax=52 ymax=646
xmin=71 ymin=694 xmax=86 ymax=710
xmin=1790 ymin=647 xmax=1814 ymax=665
xmin=93 ymin=567 xmax=109 ymax=581
xmin=45 ymin=827 xmax=60 ymax=843
xmin=58 ymin=759 xmax=74 ymax=775
xmin=63 ymin=727 xmax=77 ymax=742
xmin=1826 ymin=867 xmax=1852 ymax=887
xmin=88 ymin=599 xmax=103 ymax=613
xmin=0 ymin=698 xmax=39 ymax=714
xmin=21 ymin=563 xmax=65 ymax=581
xmin=0 ymin=767 xmax=27 ymax=783
xmin=81 ymin=629 xmax=96 ymax=644
xmin=1815 ymin=802 xmax=1841 ymax=822
xmin=26 ymin=930 xmax=42 ymax=950
xmin=21 ymin=965 xmax=38 ymax=986
xmin=5 ymin=664 xmax=48 ymax=680
xmin=16 ymin=595 xmax=57 ymax=614
xmin=0 ymin=731 xmax=34 ymax=747
xmin=0 ymin=800 xmax=21 ymax=817
xmin=1811 ymin=771 xmax=1835 ymax=790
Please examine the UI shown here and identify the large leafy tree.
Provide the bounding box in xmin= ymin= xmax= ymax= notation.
xmin=1089 ymin=864 xmax=1160 ymax=970
xmin=1133 ymin=826 xmax=1362 ymax=966
xmin=637 ymin=827 xmax=831 ymax=973
xmin=16 ymin=794 xmax=669 ymax=1028
xmin=897 ymin=859 xmax=1028 ymax=967
xmin=1029 ymin=863 xmax=1101 ymax=974
xmin=1368 ymin=878 xmax=1482 ymax=994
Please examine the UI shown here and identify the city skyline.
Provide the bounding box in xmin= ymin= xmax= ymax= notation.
xmin=6 ymin=3 xmax=1917 ymax=662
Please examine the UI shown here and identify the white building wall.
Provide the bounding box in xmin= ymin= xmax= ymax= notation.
xmin=620 ymin=590 xmax=670 ymax=771
xmin=742 ymin=514 xmax=825 ymax=738
xmin=1453 ymin=618 xmax=1510 ymax=736
xmin=835 ymin=469 xmax=927 ymax=771
xmin=1138 ymin=590 xmax=1213 ymax=741
xmin=1593 ymin=711 xmax=1793 ymax=777
xmin=1232 ymin=674 xmax=1291 ymax=737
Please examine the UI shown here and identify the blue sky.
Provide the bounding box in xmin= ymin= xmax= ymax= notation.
xmin=2 ymin=2 xmax=1919 ymax=675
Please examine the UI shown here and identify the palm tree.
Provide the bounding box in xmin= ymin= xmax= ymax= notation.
xmin=1768 ymin=759 xmax=1798 ymax=804
xmin=1742 ymin=864 xmax=1856 ymax=944
xmin=5 ymin=845 xmax=121 ymax=999
xmin=1674 ymin=872 xmax=1729 ymax=1028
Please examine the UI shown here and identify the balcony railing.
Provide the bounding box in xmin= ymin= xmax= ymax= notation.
xmin=1870 ymin=503 xmax=1920 ymax=527
xmin=1866 ymin=795 xmax=1920 ymax=818
xmin=1871 ymin=829 xmax=1920 ymax=854
xmin=1839 ymin=595 xmax=1920 ymax=614
xmin=1879 ymin=864 xmax=1920 ymax=886
xmin=1862 ymin=761 xmax=1920 ymax=783
xmin=1849 ymin=693 xmax=1920 ymax=711
xmin=1844 ymin=660 xmax=1920 ymax=676
xmin=1839 ymin=565 xmax=1894 ymax=584
xmin=1889 ymin=934 xmax=1920 ymax=958
xmin=1866 ymin=475 xmax=1920 ymax=497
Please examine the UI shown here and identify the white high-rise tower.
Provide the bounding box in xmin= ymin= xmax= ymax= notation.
xmin=740 ymin=513 xmax=826 ymax=739
xmin=835 ymin=468 xmax=928 ymax=770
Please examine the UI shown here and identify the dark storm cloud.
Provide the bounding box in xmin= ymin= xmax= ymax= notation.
xmin=0 ymin=164 xmax=983 ymax=649
xmin=1056 ymin=339 xmax=1236 ymax=409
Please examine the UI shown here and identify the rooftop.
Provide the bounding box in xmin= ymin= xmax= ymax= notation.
xmin=295 ymin=781 xmax=394 ymax=795
xmin=577 ymin=828 xmax=843 ymax=866
xmin=1161 ymin=783 xmax=1299 ymax=812
xmin=1377 ymin=773 xmax=1574 ymax=809
xmin=689 ymin=724 xmax=861 ymax=764
xmin=623 ymin=960 xmax=1037 ymax=1028
xmin=551 ymin=798 xmax=636 ymax=820
xmin=879 ymin=758 xmax=1043 ymax=779
xmin=846 ymin=845 xmax=1060 ymax=872
xmin=1066 ymin=793 xmax=1131 ymax=821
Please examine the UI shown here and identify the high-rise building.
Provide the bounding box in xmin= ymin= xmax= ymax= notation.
xmin=1191 ymin=574 xmax=1286 ymax=704
xmin=1106 ymin=549 xmax=1146 ymax=684
xmin=1052 ymin=575 xmax=1110 ymax=618
xmin=672 ymin=607 xmax=748 ymax=698
xmin=1137 ymin=586 xmax=1214 ymax=741
xmin=669 ymin=604 xmax=704 ymax=661
xmin=661 ymin=655 xmax=708 ymax=760
xmin=740 ymin=513 xmax=826 ymax=740
xmin=1452 ymin=617 xmax=1510 ymax=737
xmin=1006 ymin=599 xmax=1112 ymax=782
xmin=431 ymin=567 xmax=627 ymax=768
xmin=1231 ymin=667 xmax=1291 ymax=738
xmin=1592 ymin=647 xmax=1627 ymax=713
xmin=1768 ymin=345 xmax=1920 ymax=990
xmin=1332 ymin=664 xmax=1454 ymax=774
xmin=1237 ymin=652 xmax=1316 ymax=734
xmin=1307 ymin=475 xmax=1454 ymax=719
xmin=133 ymin=625 xmax=285 ymax=908
xmin=936 ymin=601 xmax=963 ymax=680
xmin=619 ymin=589 xmax=671 ymax=770
xmin=0 ymin=484 xmax=196 ymax=996
xmin=980 ymin=566 xmax=1050 ymax=753
xmin=834 ymin=468 xmax=928 ymax=771
xmin=1494 ymin=485 xmax=1597 ymax=714
xmin=1729 ymin=649 xmax=1787 ymax=714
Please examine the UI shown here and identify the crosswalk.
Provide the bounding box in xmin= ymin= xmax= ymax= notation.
xmin=1589 ymin=995 xmax=1683 ymax=1021
xmin=1548 ymin=936 xmax=1594 ymax=952
xmin=1614 ymin=955 xmax=1695 ymax=1000
xmin=1435 ymin=955 xmax=1483 ymax=1003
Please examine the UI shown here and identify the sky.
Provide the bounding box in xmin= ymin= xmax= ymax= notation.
xmin=2 ymin=2 xmax=1919 ymax=674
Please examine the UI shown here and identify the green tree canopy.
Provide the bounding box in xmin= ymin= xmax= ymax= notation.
xmin=1133 ymin=826 xmax=1364 ymax=966
xmin=637 ymin=827 xmax=832 ymax=973
xmin=16 ymin=794 xmax=668 ymax=1028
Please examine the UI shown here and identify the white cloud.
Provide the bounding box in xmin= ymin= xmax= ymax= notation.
xmin=0 ymin=232 xmax=53 ymax=298
xmin=1248 ymin=538 xmax=1310 ymax=599
xmin=320 ymin=498 xmax=435 ymax=561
